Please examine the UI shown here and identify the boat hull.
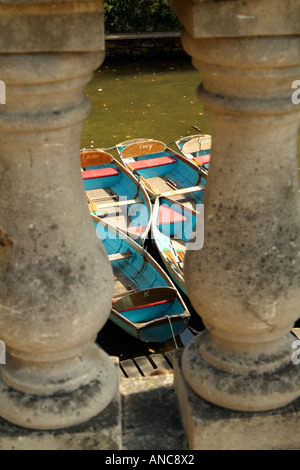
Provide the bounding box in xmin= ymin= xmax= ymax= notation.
xmin=151 ymin=195 xmax=199 ymax=296
xmin=117 ymin=139 xmax=207 ymax=206
xmin=175 ymin=134 xmax=211 ymax=171
xmin=92 ymin=216 xmax=191 ymax=343
xmin=110 ymin=308 xmax=189 ymax=342
xmin=81 ymin=149 xmax=152 ymax=246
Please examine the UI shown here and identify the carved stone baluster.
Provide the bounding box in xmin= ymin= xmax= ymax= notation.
xmin=171 ymin=0 xmax=300 ymax=449
xmin=0 ymin=0 xmax=119 ymax=431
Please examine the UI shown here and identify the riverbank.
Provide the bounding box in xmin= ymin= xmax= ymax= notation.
xmin=105 ymin=31 xmax=186 ymax=60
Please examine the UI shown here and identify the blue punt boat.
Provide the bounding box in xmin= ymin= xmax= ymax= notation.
xmin=80 ymin=149 xmax=152 ymax=246
xmin=92 ymin=215 xmax=191 ymax=343
xmin=117 ymin=139 xmax=207 ymax=209
xmin=151 ymin=195 xmax=202 ymax=295
xmin=175 ymin=134 xmax=211 ymax=171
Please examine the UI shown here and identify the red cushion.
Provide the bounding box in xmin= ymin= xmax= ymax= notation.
xmin=129 ymin=156 xmax=176 ymax=171
xmin=116 ymin=299 xmax=174 ymax=313
xmin=159 ymin=205 xmax=188 ymax=225
xmin=126 ymin=225 xmax=147 ymax=235
xmin=194 ymin=154 xmax=210 ymax=165
xmin=81 ymin=167 xmax=119 ymax=179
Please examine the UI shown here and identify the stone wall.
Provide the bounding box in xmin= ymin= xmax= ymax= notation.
xmin=105 ymin=32 xmax=185 ymax=59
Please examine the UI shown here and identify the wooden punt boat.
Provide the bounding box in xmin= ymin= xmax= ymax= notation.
xmin=92 ymin=215 xmax=191 ymax=343
xmin=117 ymin=139 xmax=207 ymax=210
xmin=80 ymin=148 xmax=152 ymax=246
xmin=175 ymin=134 xmax=211 ymax=171
xmin=151 ymin=195 xmax=201 ymax=295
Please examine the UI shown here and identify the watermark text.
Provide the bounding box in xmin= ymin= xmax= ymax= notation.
xmin=0 ymin=80 xmax=6 ymax=104
xmin=292 ymin=339 xmax=300 ymax=365
xmin=291 ymin=80 xmax=300 ymax=105
xmin=92 ymin=200 xmax=204 ymax=250
xmin=0 ymin=340 xmax=6 ymax=364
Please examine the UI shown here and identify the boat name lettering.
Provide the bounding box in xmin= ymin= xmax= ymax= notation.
xmin=82 ymin=153 xmax=99 ymax=160
xmin=144 ymin=291 xmax=149 ymax=297
xmin=137 ymin=143 xmax=153 ymax=150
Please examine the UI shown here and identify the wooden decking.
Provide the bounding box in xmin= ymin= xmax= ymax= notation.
xmin=119 ymin=327 xmax=300 ymax=379
xmin=119 ymin=352 xmax=174 ymax=379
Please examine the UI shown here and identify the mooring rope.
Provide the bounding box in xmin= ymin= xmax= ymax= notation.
xmin=165 ymin=315 xmax=179 ymax=350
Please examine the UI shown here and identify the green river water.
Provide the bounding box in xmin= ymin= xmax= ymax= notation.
xmin=81 ymin=59 xmax=209 ymax=151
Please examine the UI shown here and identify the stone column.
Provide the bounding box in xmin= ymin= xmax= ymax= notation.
xmin=0 ymin=0 xmax=118 ymax=431
xmin=171 ymin=0 xmax=300 ymax=449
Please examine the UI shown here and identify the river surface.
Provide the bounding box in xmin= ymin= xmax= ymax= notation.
xmin=81 ymin=57 xmax=300 ymax=360
xmin=81 ymin=58 xmax=209 ymax=151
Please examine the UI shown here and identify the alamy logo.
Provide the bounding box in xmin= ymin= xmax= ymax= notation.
xmin=291 ymin=339 xmax=300 ymax=365
xmin=93 ymin=200 xmax=204 ymax=251
xmin=0 ymin=340 xmax=6 ymax=364
xmin=0 ymin=80 xmax=6 ymax=104
xmin=291 ymin=80 xmax=300 ymax=105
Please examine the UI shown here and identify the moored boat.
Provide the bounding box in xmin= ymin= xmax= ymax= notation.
xmin=80 ymin=148 xmax=152 ymax=246
xmin=151 ymin=195 xmax=202 ymax=295
xmin=117 ymin=139 xmax=207 ymax=210
xmin=175 ymin=134 xmax=211 ymax=171
xmin=92 ymin=215 xmax=191 ymax=343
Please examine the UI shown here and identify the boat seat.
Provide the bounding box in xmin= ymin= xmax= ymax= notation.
xmin=81 ymin=167 xmax=119 ymax=180
xmin=95 ymin=198 xmax=143 ymax=210
xmin=159 ymin=205 xmax=188 ymax=225
xmin=194 ymin=154 xmax=210 ymax=165
xmin=108 ymin=251 xmax=132 ymax=262
xmin=177 ymin=250 xmax=185 ymax=263
xmin=163 ymin=250 xmax=184 ymax=276
xmin=129 ymin=156 xmax=176 ymax=171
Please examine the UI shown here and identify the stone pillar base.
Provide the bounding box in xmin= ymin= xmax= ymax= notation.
xmin=0 ymin=358 xmax=122 ymax=450
xmin=173 ymin=350 xmax=300 ymax=450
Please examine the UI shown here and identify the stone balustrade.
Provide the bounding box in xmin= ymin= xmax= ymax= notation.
xmin=0 ymin=0 xmax=299 ymax=451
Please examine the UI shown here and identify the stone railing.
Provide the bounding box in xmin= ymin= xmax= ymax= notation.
xmin=171 ymin=0 xmax=300 ymax=449
xmin=0 ymin=0 xmax=299 ymax=450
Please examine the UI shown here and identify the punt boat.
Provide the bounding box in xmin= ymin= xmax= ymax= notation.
xmin=80 ymin=148 xmax=152 ymax=246
xmin=92 ymin=215 xmax=191 ymax=343
xmin=151 ymin=195 xmax=202 ymax=295
xmin=175 ymin=134 xmax=211 ymax=171
xmin=117 ymin=139 xmax=207 ymax=210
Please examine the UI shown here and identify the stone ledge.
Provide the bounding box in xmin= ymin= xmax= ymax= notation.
xmin=104 ymin=32 xmax=184 ymax=59
xmin=1 ymin=353 xmax=299 ymax=450
xmin=105 ymin=31 xmax=181 ymax=41
xmin=120 ymin=374 xmax=188 ymax=450
xmin=173 ymin=349 xmax=300 ymax=450
xmin=0 ymin=358 xmax=122 ymax=450
xmin=171 ymin=0 xmax=300 ymax=38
